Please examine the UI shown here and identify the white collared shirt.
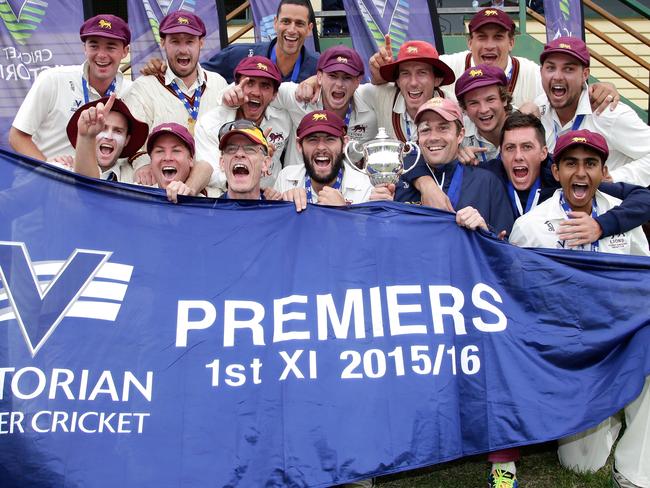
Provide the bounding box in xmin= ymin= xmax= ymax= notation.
xmin=536 ymin=86 xmax=650 ymax=187
xmin=273 ymin=164 xmax=373 ymax=204
xmin=462 ymin=117 xmax=500 ymax=162
xmin=12 ymin=62 xmax=131 ymax=160
xmin=509 ymin=189 xmax=650 ymax=256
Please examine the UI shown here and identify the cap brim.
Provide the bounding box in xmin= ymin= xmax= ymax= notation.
xmin=80 ymin=31 xmax=128 ymax=43
xmin=219 ymin=128 xmax=268 ymax=150
xmin=66 ymin=98 xmax=149 ymax=159
xmin=379 ymin=57 xmax=456 ymax=86
xmin=160 ymin=26 xmax=204 ymax=36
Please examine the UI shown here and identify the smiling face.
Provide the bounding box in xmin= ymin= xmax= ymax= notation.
xmin=273 ymin=3 xmax=312 ymax=57
xmin=95 ymin=111 xmax=130 ymax=170
xmin=552 ymin=145 xmax=605 ymax=213
xmin=396 ymin=61 xmax=443 ymax=119
xmin=501 ymin=127 xmax=548 ymax=191
xmin=541 ymin=53 xmax=589 ymax=114
xmin=462 ymin=84 xmax=508 ymax=136
xmin=417 ymin=111 xmax=464 ymax=168
xmin=318 ymin=70 xmax=361 ymax=114
xmin=468 ymin=25 xmax=514 ymax=70
xmin=83 ymin=36 xmax=128 ymax=85
xmin=150 ymin=133 xmax=193 ymax=188
xmin=220 ymin=134 xmax=268 ymax=198
xmin=237 ymin=76 xmax=277 ymax=125
xmin=299 ymin=132 xmax=345 ymax=184
xmin=161 ymin=33 xmax=204 ymax=83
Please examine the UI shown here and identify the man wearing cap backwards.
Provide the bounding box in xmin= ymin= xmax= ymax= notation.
xmin=276 ymin=110 xmax=392 ymax=210
xmin=509 ymin=130 xmax=649 ymax=488
xmin=195 ymin=56 xmax=291 ymax=193
xmin=9 ymin=14 xmax=131 ymax=161
xmin=73 ymin=95 xmax=214 ymax=202
xmin=122 ymin=10 xmax=227 ymax=185
xmin=395 ymin=97 xmax=514 ymax=234
xmin=534 ymin=36 xmax=650 ymax=187
xmin=68 ymin=95 xmax=148 ymax=183
xmin=223 ymin=45 xmax=377 ymax=167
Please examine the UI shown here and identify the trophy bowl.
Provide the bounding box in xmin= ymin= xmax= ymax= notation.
xmin=344 ymin=127 xmax=420 ymax=186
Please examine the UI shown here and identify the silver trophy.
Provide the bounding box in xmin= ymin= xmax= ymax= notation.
xmin=343 ymin=127 xmax=421 ymax=186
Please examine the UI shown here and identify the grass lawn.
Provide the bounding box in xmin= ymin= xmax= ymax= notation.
xmin=376 ymin=442 xmax=613 ymax=488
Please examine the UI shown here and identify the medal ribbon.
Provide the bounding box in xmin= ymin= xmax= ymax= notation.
xmin=82 ymin=77 xmax=116 ymax=104
xmin=169 ymin=80 xmax=202 ymax=123
xmin=507 ymin=177 xmax=540 ymax=217
xmin=305 ymin=168 xmax=343 ymax=203
xmin=429 ymin=163 xmax=464 ymax=208
xmin=553 ymin=114 xmax=585 ymax=143
xmin=559 ymin=189 xmax=599 ymax=252
xmin=271 ymin=48 xmax=302 ymax=83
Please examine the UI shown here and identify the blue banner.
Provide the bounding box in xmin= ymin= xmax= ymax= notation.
xmin=0 ymin=148 xmax=649 ymax=487
xmin=342 ymin=0 xmax=441 ymax=80
xmin=126 ymin=0 xmax=222 ymax=77
xmin=0 ymin=0 xmax=84 ymax=150
xmin=249 ymin=0 xmax=316 ymax=51
xmin=543 ymin=0 xmax=585 ymax=40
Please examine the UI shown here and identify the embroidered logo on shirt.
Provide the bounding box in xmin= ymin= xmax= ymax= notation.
xmin=351 ymin=124 xmax=367 ymax=135
xmin=544 ymin=220 xmax=555 ymax=232
xmin=268 ymin=133 xmax=284 ymax=144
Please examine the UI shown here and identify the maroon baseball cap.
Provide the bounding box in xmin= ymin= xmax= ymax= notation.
xmin=379 ymin=40 xmax=455 ymax=86
xmin=297 ymin=110 xmax=347 ymax=139
xmin=234 ymin=55 xmax=282 ymax=87
xmin=414 ymin=97 xmax=464 ymax=126
xmin=67 ymin=97 xmax=149 ymax=158
xmin=455 ymin=64 xmax=507 ymax=99
xmin=147 ymin=123 xmax=195 ymax=157
xmin=540 ymin=36 xmax=590 ymax=67
xmin=468 ymin=8 xmax=515 ymax=34
xmin=159 ymin=11 xmax=206 ymax=37
xmin=317 ymin=46 xmax=365 ymax=77
xmin=554 ymin=130 xmax=609 ymax=163
xmin=80 ymin=15 xmax=130 ymax=45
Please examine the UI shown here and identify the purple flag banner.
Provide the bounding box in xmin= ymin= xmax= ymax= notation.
xmin=249 ymin=0 xmax=316 ymax=51
xmin=543 ymin=0 xmax=585 ymax=40
xmin=127 ymin=0 xmax=222 ymax=77
xmin=0 ymin=0 xmax=84 ymax=150
xmin=342 ymin=0 xmax=442 ymax=80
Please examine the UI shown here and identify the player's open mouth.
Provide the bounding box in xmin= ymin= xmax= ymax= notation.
xmin=571 ymin=182 xmax=589 ymax=199
xmin=232 ymin=163 xmax=250 ymax=176
xmin=162 ymin=166 xmax=178 ymax=179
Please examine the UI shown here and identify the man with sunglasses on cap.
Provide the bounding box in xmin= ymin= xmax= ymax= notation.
xmin=509 ymin=130 xmax=649 ymax=488
xmin=10 ymin=14 xmax=131 ymax=161
xmin=534 ymin=36 xmax=650 ymax=188
xmin=74 ymin=95 xmax=214 ymax=202
xmin=195 ymin=56 xmax=292 ymax=194
xmin=276 ymin=110 xmax=391 ymax=210
xmin=123 ymin=10 xmax=227 ymax=186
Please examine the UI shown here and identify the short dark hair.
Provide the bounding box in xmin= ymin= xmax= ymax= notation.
xmin=499 ymin=112 xmax=546 ymax=148
xmin=276 ymin=0 xmax=315 ymax=24
xmin=458 ymin=85 xmax=513 ymax=114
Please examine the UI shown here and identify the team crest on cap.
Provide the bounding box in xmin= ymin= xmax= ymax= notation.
xmin=177 ymin=16 xmax=190 ymax=25
xmin=469 ymin=69 xmax=483 ymax=77
xmin=559 ymin=43 xmax=572 ymax=49
xmin=430 ymin=98 xmax=444 ymax=106
xmin=161 ymin=126 xmax=172 ymax=131
xmin=257 ymin=63 xmax=268 ymax=71
xmin=484 ymin=9 xmax=498 ymax=15
xmin=572 ymin=137 xmax=587 ymax=143
xmin=407 ymin=46 xmax=418 ymax=54
xmin=336 ymin=56 xmax=348 ymax=63
xmin=98 ymin=19 xmax=112 ymax=29
xmin=313 ymin=113 xmax=328 ymax=121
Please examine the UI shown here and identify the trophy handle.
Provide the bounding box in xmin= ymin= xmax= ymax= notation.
xmin=343 ymin=140 xmax=367 ymax=175
xmin=402 ymin=142 xmax=421 ymax=174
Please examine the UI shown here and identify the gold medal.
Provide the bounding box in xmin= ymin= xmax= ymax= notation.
xmin=187 ymin=117 xmax=196 ymax=135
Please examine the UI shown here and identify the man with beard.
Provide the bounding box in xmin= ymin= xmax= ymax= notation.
xmin=194 ymin=56 xmax=291 ymax=193
xmin=123 ymin=11 xmax=227 ymax=185
xmin=275 ymin=110 xmax=391 ymax=210
xmin=534 ymin=36 xmax=650 ymax=187
xmin=395 ymin=97 xmax=514 ymax=234
xmin=10 ymin=14 xmax=131 ymax=161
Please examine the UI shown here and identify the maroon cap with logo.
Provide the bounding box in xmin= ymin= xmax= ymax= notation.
xmin=234 ymin=56 xmax=282 ymax=87
xmin=554 ymin=129 xmax=609 ymax=163
xmin=297 ymin=110 xmax=347 ymax=139
xmin=468 ymin=8 xmax=515 ymax=34
xmin=80 ymin=14 xmax=130 ymax=45
xmin=455 ymin=64 xmax=507 ymax=99
xmin=159 ymin=11 xmax=206 ymax=37
xmin=67 ymin=97 xmax=149 ymax=158
xmin=317 ymin=45 xmax=365 ymax=77
xmin=378 ymin=40 xmax=455 ymax=86
xmin=147 ymin=123 xmax=195 ymax=157
xmin=540 ymin=36 xmax=590 ymax=67
xmin=414 ymin=97 xmax=464 ymax=126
